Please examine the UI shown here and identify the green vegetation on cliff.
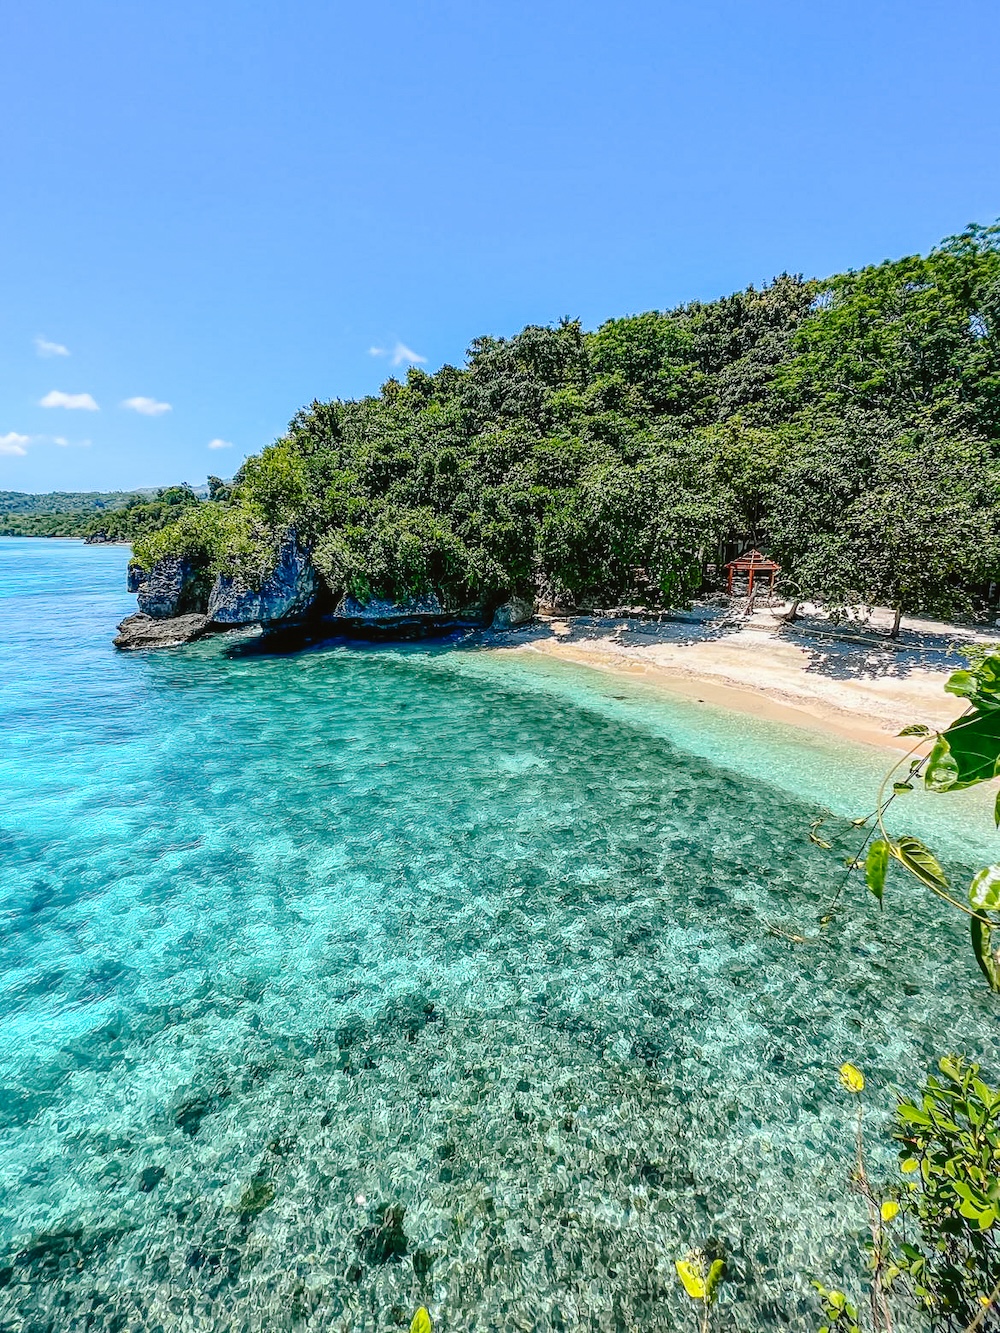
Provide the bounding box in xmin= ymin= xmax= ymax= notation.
xmin=139 ymin=223 xmax=1000 ymax=621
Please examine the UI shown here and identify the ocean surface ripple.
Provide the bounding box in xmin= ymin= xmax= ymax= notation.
xmin=1 ymin=537 xmax=996 ymax=1331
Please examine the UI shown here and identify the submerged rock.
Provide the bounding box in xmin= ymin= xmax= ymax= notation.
xmin=114 ymin=613 xmax=213 ymax=651
xmin=208 ymin=531 xmax=318 ymax=625
xmin=356 ymin=1203 xmax=408 ymax=1265
xmin=238 ymin=1176 xmax=276 ymax=1218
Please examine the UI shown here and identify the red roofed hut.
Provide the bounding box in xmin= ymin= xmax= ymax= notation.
xmin=724 ymin=549 xmax=781 ymax=597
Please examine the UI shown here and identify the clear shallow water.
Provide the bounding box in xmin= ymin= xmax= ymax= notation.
xmin=1 ymin=537 xmax=998 ymax=1332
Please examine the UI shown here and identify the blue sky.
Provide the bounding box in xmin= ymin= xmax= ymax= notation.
xmin=3 ymin=0 xmax=998 ymax=493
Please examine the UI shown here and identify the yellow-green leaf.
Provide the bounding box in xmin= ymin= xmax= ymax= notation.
xmin=970 ymin=865 xmax=1000 ymax=913
xmin=839 ymin=1063 xmax=865 ymax=1094
xmin=410 ymin=1308 xmax=432 ymax=1333
xmin=704 ymin=1259 xmax=725 ymax=1304
xmin=881 ymin=1200 xmax=900 ymax=1222
xmin=865 ymin=839 xmax=889 ymax=902
xmin=676 ymin=1259 xmax=706 ymax=1300
xmin=901 ymin=1157 xmax=918 ymax=1173
xmin=893 ymin=836 xmax=949 ymax=894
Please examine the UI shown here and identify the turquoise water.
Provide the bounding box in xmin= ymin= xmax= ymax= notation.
xmin=1 ymin=536 xmax=998 ymax=1331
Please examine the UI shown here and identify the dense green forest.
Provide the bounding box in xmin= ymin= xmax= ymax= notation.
xmin=129 ymin=222 xmax=1000 ymax=624
xmin=0 ymin=485 xmax=212 ymax=541
xmin=0 ymin=488 xmax=151 ymax=516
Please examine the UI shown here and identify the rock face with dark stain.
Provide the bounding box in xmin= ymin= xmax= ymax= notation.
xmin=133 ymin=557 xmax=208 ymax=618
xmin=207 ymin=532 xmax=318 ymax=625
xmin=114 ymin=613 xmax=214 ymax=650
xmin=332 ymin=593 xmax=486 ymax=638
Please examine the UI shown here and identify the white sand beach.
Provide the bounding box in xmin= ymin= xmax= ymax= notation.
xmin=492 ymin=603 xmax=998 ymax=752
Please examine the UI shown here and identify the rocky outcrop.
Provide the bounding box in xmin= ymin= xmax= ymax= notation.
xmin=133 ymin=557 xmax=208 ymax=618
xmin=337 ymin=592 xmax=444 ymax=621
xmin=114 ymin=613 xmax=214 ymax=651
xmin=330 ymin=592 xmax=486 ymax=638
xmin=126 ymin=563 xmax=143 ymax=593
xmin=491 ymin=595 xmax=535 ymax=630
xmin=208 ymin=532 xmax=318 ymax=624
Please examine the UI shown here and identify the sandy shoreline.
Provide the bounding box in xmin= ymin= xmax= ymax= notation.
xmin=489 ymin=604 xmax=997 ymax=753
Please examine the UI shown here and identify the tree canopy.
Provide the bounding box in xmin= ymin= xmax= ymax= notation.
xmin=136 ymin=224 xmax=1000 ymax=622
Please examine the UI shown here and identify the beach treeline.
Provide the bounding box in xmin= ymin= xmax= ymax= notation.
xmin=136 ymin=223 xmax=1000 ymax=624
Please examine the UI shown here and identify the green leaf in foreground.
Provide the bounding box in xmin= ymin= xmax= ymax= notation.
xmin=944 ymin=669 xmax=982 ymax=702
xmin=865 ymin=840 xmax=890 ymax=901
xmin=969 ymin=865 xmax=1000 ymax=913
xmin=897 ymin=723 xmax=932 ymax=737
xmin=925 ymin=708 xmax=1000 ymax=792
xmin=995 ymin=788 xmax=1000 ymax=828
xmin=944 ymin=656 xmax=1000 ymax=709
xmin=704 ymin=1258 xmax=725 ymax=1304
xmin=970 ymin=916 xmax=1000 ymax=992
xmin=893 ymin=836 xmax=949 ymax=894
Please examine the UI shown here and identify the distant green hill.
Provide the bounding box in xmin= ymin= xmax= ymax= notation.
xmin=0 ymin=489 xmax=155 ymax=516
xmin=0 ymin=484 xmax=220 ymax=541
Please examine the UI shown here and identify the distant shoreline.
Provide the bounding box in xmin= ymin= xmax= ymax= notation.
xmin=0 ymin=534 xmax=132 ymax=545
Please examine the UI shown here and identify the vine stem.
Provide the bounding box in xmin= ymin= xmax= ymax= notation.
xmin=963 ymin=1274 xmax=1000 ymax=1333
xmin=871 ymin=712 xmax=995 ymax=924
xmin=851 ymin=1097 xmax=894 ymax=1333
xmin=826 ymin=705 xmax=995 ymax=927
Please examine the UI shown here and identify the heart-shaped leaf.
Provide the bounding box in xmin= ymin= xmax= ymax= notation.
xmin=676 ymin=1258 xmax=706 ymax=1300
xmin=926 ymin=711 xmax=1000 ymax=792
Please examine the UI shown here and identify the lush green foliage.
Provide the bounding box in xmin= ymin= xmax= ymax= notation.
xmin=841 ymin=652 xmax=1000 ymax=992
xmin=823 ymin=1058 xmax=1000 ymax=1332
xmin=84 ymin=485 xmax=201 ymax=543
xmin=891 ymin=1056 xmax=1000 ymax=1327
xmin=138 ymin=224 xmax=1000 ymax=617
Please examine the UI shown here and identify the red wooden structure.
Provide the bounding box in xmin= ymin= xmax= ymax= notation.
xmin=724 ymin=549 xmax=781 ymax=596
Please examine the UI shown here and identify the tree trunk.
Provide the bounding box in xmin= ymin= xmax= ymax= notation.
xmin=889 ymin=606 xmax=902 ymax=639
xmin=783 ymin=598 xmax=801 ymax=623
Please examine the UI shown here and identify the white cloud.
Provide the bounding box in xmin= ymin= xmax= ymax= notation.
xmin=53 ymin=436 xmax=91 ymax=448
xmin=35 ymin=335 xmax=70 ymax=358
xmin=0 ymin=432 xmax=31 ymax=456
xmin=369 ymin=341 xmax=428 ymax=367
xmin=122 ymin=395 xmax=172 ymax=416
xmin=40 ymin=390 xmax=99 ymax=410
xmin=207 ymin=438 xmax=233 ymax=450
